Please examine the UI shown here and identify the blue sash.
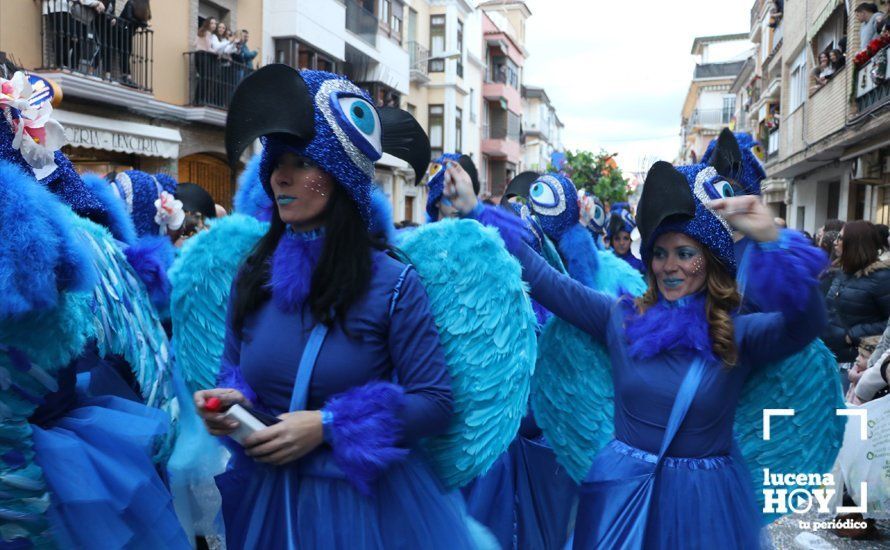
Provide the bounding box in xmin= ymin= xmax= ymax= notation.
xmin=244 ymin=324 xmax=329 ymax=550
xmin=574 ymin=357 xmax=707 ymax=550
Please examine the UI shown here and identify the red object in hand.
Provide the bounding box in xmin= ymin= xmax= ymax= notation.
xmin=205 ymin=397 xmax=223 ymax=412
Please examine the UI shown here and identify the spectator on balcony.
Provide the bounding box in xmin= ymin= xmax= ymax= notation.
xmin=856 ymin=3 xmax=881 ymax=49
xmin=768 ymin=0 xmax=783 ymax=28
xmin=116 ymin=0 xmax=151 ymax=88
xmin=194 ymin=17 xmax=217 ymax=52
xmin=42 ymin=0 xmax=105 ymax=70
xmin=213 ymin=22 xmax=239 ymax=56
xmin=231 ymin=29 xmax=258 ymax=69
xmin=812 ymin=52 xmax=832 ymax=91
xmin=830 ymin=48 xmax=846 ymax=71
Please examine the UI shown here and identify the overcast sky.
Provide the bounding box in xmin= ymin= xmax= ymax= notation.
xmin=522 ymin=0 xmax=752 ymax=176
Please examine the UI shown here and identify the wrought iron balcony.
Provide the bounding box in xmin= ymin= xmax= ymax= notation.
xmin=41 ymin=0 xmax=153 ymax=92
xmin=185 ymin=51 xmax=253 ymax=110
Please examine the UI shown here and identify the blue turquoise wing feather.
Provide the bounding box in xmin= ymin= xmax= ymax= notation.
xmin=735 ymin=338 xmax=845 ymax=524
xmin=69 ymin=215 xmax=178 ymax=455
xmin=398 ymin=218 xmax=537 ymax=488
xmin=169 ymin=214 xmax=268 ymax=396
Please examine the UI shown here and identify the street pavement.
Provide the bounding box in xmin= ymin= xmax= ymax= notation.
xmin=767 ymin=511 xmax=890 ymax=549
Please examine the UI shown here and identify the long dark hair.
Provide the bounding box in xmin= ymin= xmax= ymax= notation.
xmin=840 ymin=220 xmax=882 ymax=274
xmin=234 ymin=184 xmax=378 ymax=332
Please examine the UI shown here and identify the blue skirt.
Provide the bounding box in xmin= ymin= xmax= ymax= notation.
xmin=31 ymin=395 xmax=189 ymax=549
xmin=574 ymin=440 xmax=761 ymax=550
xmin=218 ymin=449 xmax=481 ymax=549
xmin=462 ymin=437 xmax=577 ymax=549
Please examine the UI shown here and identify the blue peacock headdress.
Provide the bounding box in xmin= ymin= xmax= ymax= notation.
xmin=526 ymin=172 xmax=579 ymax=241
xmin=638 ymin=149 xmax=742 ymax=275
xmin=700 ymin=129 xmax=766 ymax=196
xmin=425 ymin=153 xmax=462 ymax=221
xmin=226 ymin=65 xmax=429 ymax=223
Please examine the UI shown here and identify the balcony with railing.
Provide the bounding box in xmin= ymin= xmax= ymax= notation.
xmin=408 ymin=41 xmax=429 ymax=83
xmin=767 ymin=128 xmax=780 ymax=158
xmin=482 ymin=109 xmax=521 ymax=161
xmin=688 ymin=108 xmax=734 ymax=130
xmin=855 ymin=46 xmax=890 ymax=115
xmin=40 ymin=0 xmax=153 ymax=92
xmin=185 ymin=52 xmax=253 ymax=110
xmin=345 ymin=1 xmax=378 ymax=47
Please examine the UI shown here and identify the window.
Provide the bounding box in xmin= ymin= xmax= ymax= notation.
xmin=455 ymin=107 xmax=463 ymax=153
xmin=722 ymin=96 xmax=736 ymax=124
xmin=469 ymin=89 xmax=477 ymax=122
xmin=391 ymin=2 xmax=403 ymax=44
xmin=407 ymin=103 xmax=417 ymax=117
xmin=405 ymin=195 xmax=415 ymax=222
xmin=430 ymin=15 xmax=446 ymax=72
xmin=380 ymin=0 xmax=391 ymax=25
xmin=789 ymin=49 xmax=808 ymax=111
xmin=490 ymin=56 xmax=519 ymax=88
xmin=275 ymin=38 xmax=299 ymax=68
xmin=429 ymin=105 xmax=444 ymax=158
xmin=507 ymin=111 xmax=521 ymax=141
xmin=407 ymin=8 xmax=417 ymax=43
xmin=456 ymin=19 xmax=464 ymax=77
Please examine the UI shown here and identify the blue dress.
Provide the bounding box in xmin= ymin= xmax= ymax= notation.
xmin=29 ymin=365 xmax=188 ymax=549
xmin=216 ymin=249 xmax=477 ymax=549
xmin=512 ymin=242 xmax=826 ymax=549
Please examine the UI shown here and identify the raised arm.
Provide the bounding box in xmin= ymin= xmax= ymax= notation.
xmin=736 ymin=229 xmax=829 ymax=364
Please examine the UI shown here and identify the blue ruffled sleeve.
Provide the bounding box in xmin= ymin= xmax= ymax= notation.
xmin=735 ymin=229 xmax=829 ymax=365
xmin=467 ymin=204 xmax=615 ymax=343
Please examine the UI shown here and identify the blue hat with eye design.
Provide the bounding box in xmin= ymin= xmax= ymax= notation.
xmin=701 ymin=128 xmax=766 ymax=196
xmin=606 ymin=202 xmax=636 ymax=241
xmin=425 ymin=153 xmax=462 ymax=221
xmin=527 ymin=172 xmax=579 ymax=241
xmin=637 ymin=160 xmax=738 ymax=275
xmin=226 ymin=65 xmax=430 ymax=223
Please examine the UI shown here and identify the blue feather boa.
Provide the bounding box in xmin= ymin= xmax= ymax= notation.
xmin=124 ymin=236 xmax=175 ymax=312
xmin=623 ymin=293 xmax=717 ymax=362
xmin=268 ymin=229 xmax=325 ymax=313
xmin=323 ymin=381 xmax=408 ymax=495
xmin=0 ymin=160 xmax=95 ymax=317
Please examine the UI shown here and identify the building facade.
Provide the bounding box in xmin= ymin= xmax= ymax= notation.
xmin=0 ymin=0 xmax=266 ymax=209
xmin=727 ymin=0 xmax=890 ymax=233
xmin=521 ymin=85 xmax=564 ymax=172
xmin=1 ymin=0 xmax=563 ymax=218
xmin=678 ymin=33 xmax=752 ymax=166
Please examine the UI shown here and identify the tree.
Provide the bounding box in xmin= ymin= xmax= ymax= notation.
xmin=551 ymin=149 xmax=630 ymax=204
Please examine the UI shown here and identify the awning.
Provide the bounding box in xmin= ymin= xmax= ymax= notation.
xmin=53 ymin=110 xmax=182 ymax=159
xmin=808 ymin=0 xmax=843 ymax=41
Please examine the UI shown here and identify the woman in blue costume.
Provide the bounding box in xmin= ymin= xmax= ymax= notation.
xmin=193 ymin=65 xmax=482 ymax=549
xmin=606 ymin=203 xmax=645 ymax=274
xmin=448 ymin=157 xmax=829 ymax=549
xmin=0 ymin=71 xmax=187 ymax=548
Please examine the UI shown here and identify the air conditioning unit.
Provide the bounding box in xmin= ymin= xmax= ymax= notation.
xmin=854 ymin=151 xmax=882 ymax=180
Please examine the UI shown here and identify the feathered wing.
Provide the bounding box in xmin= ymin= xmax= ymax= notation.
xmin=0 ymin=177 xmax=97 ymax=547
xmin=532 ymin=316 xmax=615 ymax=482
xmin=69 ymin=215 xmax=178 ymax=456
xmin=168 ymin=214 xmax=268 ymax=396
xmin=398 ymin=219 xmax=537 ymax=488
xmin=734 ymin=338 xmax=846 ymax=524
xmin=531 ymin=225 xmax=646 ymax=482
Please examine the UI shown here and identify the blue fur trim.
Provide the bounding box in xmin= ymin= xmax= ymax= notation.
xmin=739 ymin=229 xmax=828 ymax=315
xmin=123 ymin=236 xmax=175 ymax=311
xmin=322 ymin=381 xmax=408 ymax=495
xmin=624 ymin=293 xmax=717 ymax=362
xmin=81 ymin=172 xmax=138 ymax=245
xmin=369 ymin=185 xmax=397 ymax=244
xmin=267 ymin=229 xmax=325 ymax=313
xmin=216 ymin=362 xmax=258 ymax=406
xmin=234 ymin=152 xmax=273 ymax=222
xmin=472 ymin=204 xmax=535 ymax=254
xmin=557 ymin=223 xmax=600 ymax=288
xmin=0 ymin=160 xmax=95 ymax=317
